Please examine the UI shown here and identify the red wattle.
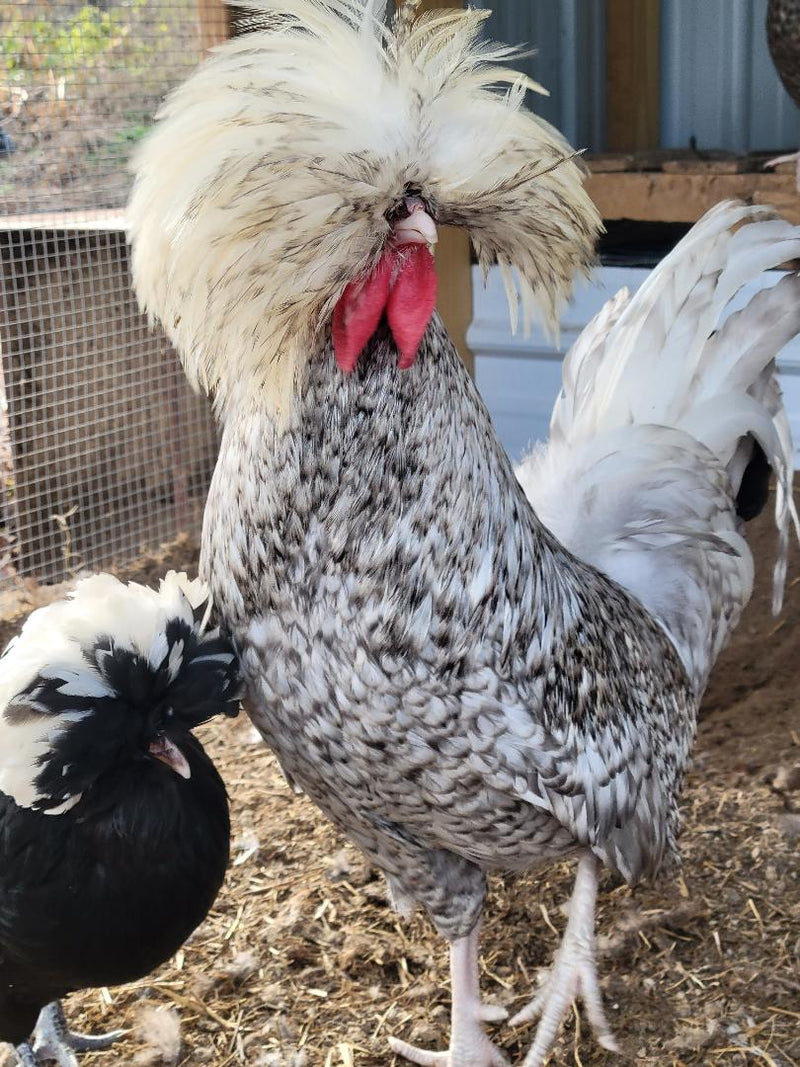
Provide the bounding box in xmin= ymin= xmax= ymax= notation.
xmin=332 ymin=255 xmax=393 ymax=373
xmin=332 ymin=246 xmax=438 ymax=373
xmin=386 ymin=246 xmax=438 ymax=370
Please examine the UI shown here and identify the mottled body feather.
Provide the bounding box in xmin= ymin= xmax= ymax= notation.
xmin=204 ymin=318 xmax=694 ymax=937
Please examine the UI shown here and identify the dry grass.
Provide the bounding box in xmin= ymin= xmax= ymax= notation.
xmin=1 ymin=505 xmax=799 ymax=1067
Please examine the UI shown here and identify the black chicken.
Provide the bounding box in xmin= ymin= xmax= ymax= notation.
xmin=0 ymin=571 xmax=241 ymax=1066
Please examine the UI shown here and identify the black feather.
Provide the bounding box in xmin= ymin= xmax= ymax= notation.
xmin=0 ymin=593 xmax=242 ymax=1050
xmin=736 ymin=439 xmax=772 ymax=522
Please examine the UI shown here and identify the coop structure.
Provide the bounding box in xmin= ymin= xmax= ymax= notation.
xmin=2 ymin=0 xmax=800 ymax=585
xmin=0 ymin=0 xmax=229 ymax=583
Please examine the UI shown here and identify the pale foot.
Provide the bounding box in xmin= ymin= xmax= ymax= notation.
xmin=389 ymin=926 xmax=510 ymax=1067
xmin=510 ymin=853 xmax=619 ymax=1067
xmin=28 ymin=1001 xmax=126 ymax=1066
xmin=389 ymin=1023 xmax=509 ymax=1067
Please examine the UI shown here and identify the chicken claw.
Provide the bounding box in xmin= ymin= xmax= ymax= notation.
xmin=511 ymin=853 xmax=618 ymax=1067
xmin=389 ymin=1028 xmax=510 ymax=1067
xmin=22 ymin=1001 xmax=126 ymax=1067
xmin=389 ymin=926 xmax=510 ymax=1067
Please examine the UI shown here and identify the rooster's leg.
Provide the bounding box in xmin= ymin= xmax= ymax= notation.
xmin=389 ymin=923 xmax=509 ymax=1067
xmin=13 ymin=1044 xmax=38 ymax=1067
xmin=764 ymin=150 xmax=800 ymax=191
xmin=511 ymin=852 xmax=618 ymax=1067
xmin=29 ymin=1001 xmax=126 ymax=1067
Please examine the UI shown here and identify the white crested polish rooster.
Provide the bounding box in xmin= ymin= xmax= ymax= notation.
xmin=0 ymin=572 xmax=241 ymax=1066
xmin=128 ymin=2 xmax=800 ymax=1063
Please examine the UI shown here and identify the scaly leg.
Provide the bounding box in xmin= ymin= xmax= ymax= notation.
xmin=14 ymin=1043 xmax=38 ymax=1067
xmin=511 ymin=852 xmax=618 ymax=1067
xmin=764 ymin=150 xmax=800 ymax=192
xmin=389 ymin=923 xmax=509 ymax=1067
xmin=28 ymin=1001 xmax=126 ymax=1067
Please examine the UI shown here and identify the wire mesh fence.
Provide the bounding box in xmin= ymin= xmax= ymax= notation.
xmin=0 ymin=0 xmax=229 ymax=584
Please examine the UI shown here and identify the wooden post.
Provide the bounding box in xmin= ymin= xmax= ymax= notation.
xmin=419 ymin=0 xmax=474 ymax=374
xmin=606 ymin=0 xmax=661 ymax=151
xmin=197 ymin=0 xmax=230 ymax=52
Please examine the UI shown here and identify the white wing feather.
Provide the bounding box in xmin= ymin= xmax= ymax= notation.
xmin=518 ymin=202 xmax=800 ymax=691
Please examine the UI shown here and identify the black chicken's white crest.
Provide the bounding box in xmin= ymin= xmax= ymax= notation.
xmin=0 ymin=572 xmax=241 ymax=813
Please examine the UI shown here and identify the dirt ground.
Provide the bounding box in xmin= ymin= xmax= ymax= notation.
xmin=0 ymin=500 xmax=799 ymax=1067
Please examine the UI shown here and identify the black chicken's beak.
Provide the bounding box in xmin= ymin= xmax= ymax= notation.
xmin=148 ymin=735 xmax=191 ymax=779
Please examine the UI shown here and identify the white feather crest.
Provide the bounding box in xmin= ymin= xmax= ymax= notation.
xmin=128 ymin=0 xmax=600 ymax=419
xmin=0 ymin=571 xmax=210 ymax=812
xmin=518 ymin=201 xmax=800 ymax=691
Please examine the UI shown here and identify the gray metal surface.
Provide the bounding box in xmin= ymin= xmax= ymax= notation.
xmin=473 ymin=0 xmax=607 ymax=151
xmin=660 ymin=0 xmax=800 ymax=151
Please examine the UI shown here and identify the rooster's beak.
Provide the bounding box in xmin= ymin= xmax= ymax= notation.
xmin=392 ymin=200 xmax=438 ymax=249
xmin=149 ymin=735 xmax=191 ymax=779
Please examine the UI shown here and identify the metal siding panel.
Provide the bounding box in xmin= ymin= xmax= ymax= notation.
xmin=473 ymin=0 xmax=607 ymax=150
xmin=660 ymin=0 xmax=800 ymax=151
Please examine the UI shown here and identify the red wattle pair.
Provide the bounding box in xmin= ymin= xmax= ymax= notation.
xmin=332 ymin=245 xmax=438 ymax=373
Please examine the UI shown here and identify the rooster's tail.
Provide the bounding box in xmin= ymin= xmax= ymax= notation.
xmin=518 ymin=201 xmax=800 ymax=691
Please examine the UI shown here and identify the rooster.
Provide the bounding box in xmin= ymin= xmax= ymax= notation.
xmin=0 ymin=572 xmax=241 ymax=1066
xmin=128 ymin=2 xmax=800 ymax=1064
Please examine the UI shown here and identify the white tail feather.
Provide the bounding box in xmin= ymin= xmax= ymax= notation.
xmin=518 ymin=201 xmax=800 ymax=691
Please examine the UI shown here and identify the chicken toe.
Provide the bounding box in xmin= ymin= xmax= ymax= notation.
xmin=30 ymin=1001 xmax=126 ymax=1067
xmin=389 ymin=1030 xmax=509 ymax=1067
xmin=389 ymin=927 xmax=510 ymax=1067
xmin=511 ymin=853 xmax=619 ymax=1067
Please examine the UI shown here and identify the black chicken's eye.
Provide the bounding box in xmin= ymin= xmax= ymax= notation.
xmin=164 ymin=706 xmax=174 ymax=719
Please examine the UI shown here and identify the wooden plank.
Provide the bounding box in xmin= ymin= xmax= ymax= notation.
xmin=585 ymin=170 xmax=800 ymax=225
xmin=606 ymin=0 xmax=660 ymax=152
xmin=661 ymin=158 xmax=749 ymax=175
xmin=197 ymin=0 xmax=230 ymax=51
xmin=0 ymin=210 xmax=125 ymax=233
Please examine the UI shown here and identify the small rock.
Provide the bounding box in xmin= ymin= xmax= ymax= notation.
xmin=773 ymin=764 xmax=800 ymax=792
xmin=252 ymin=1053 xmax=307 ymax=1067
xmin=777 ymin=812 xmax=800 ymax=839
xmin=666 ymin=1019 xmax=719 ymax=1052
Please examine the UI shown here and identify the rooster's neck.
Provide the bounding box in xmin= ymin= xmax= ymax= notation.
xmin=202 ymin=313 xmax=555 ymax=630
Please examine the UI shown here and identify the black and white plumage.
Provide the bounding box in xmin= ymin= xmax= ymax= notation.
xmin=0 ymin=571 xmax=241 ymax=1066
xmin=128 ymin=2 xmax=800 ymax=1064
